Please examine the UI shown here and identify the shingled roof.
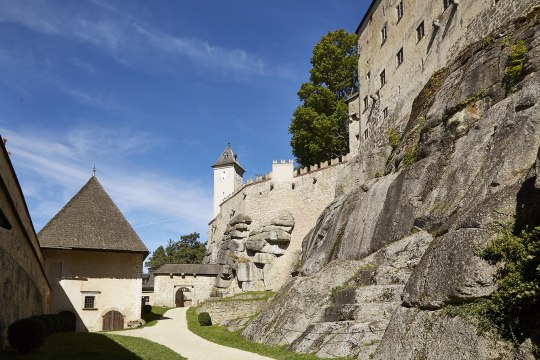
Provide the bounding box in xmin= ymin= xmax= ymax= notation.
xmin=38 ymin=176 xmax=148 ymax=254
xmin=154 ymin=263 xmax=221 ymax=275
xmin=212 ymin=144 xmax=245 ymax=174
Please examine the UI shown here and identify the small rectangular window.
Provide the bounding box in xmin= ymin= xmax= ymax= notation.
xmin=364 ymin=129 xmax=369 ymax=139
xmin=417 ymin=21 xmax=425 ymax=42
xmin=397 ymin=1 xmax=404 ymax=21
xmin=363 ymin=96 xmax=369 ymax=111
xmin=84 ymin=296 xmax=95 ymax=309
xmin=383 ymin=107 xmax=389 ymax=119
xmin=142 ymin=296 xmax=150 ymax=304
xmin=397 ymin=48 xmax=404 ymax=66
xmin=381 ymin=24 xmax=388 ymax=44
xmin=380 ymin=70 xmax=386 ymax=87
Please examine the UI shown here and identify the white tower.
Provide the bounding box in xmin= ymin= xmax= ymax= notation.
xmin=212 ymin=144 xmax=245 ymax=217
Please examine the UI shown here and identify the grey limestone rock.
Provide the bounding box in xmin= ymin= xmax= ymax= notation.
xmin=229 ymin=214 xmax=252 ymax=226
xmin=402 ymin=228 xmax=497 ymax=309
xmin=253 ymin=253 xmax=276 ymax=264
xmin=372 ymin=307 xmax=516 ymax=360
xmin=228 ymin=239 xmax=246 ymax=252
xmin=236 ymin=262 xmax=263 ymax=282
xmin=271 ymin=210 xmax=295 ymax=229
xmin=243 ymin=13 xmax=540 ymax=359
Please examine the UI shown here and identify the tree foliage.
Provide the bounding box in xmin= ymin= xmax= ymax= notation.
xmin=145 ymin=232 xmax=206 ymax=271
xmin=289 ymin=29 xmax=358 ymax=167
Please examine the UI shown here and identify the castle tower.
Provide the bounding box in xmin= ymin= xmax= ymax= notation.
xmin=212 ymin=144 xmax=245 ymax=217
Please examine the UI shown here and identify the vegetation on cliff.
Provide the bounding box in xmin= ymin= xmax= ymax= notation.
xmin=480 ymin=224 xmax=540 ymax=354
xmin=289 ymin=29 xmax=358 ymax=167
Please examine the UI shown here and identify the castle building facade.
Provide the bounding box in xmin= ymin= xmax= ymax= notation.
xmin=348 ymin=0 xmax=539 ymax=153
xmin=38 ymin=176 xmax=148 ymax=332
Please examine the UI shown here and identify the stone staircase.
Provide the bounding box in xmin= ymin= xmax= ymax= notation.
xmin=289 ymin=233 xmax=433 ymax=359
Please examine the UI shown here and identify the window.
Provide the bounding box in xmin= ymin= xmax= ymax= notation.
xmin=380 ymin=70 xmax=386 ymax=87
xmin=417 ymin=21 xmax=425 ymax=42
xmin=383 ymin=107 xmax=389 ymax=119
xmin=397 ymin=48 xmax=404 ymax=66
xmin=84 ymin=296 xmax=95 ymax=309
xmin=363 ymin=96 xmax=369 ymax=111
xmin=364 ymin=129 xmax=369 ymax=139
xmin=443 ymin=0 xmax=453 ymax=10
xmin=381 ymin=24 xmax=388 ymax=44
xmin=142 ymin=296 xmax=150 ymax=304
xmin=397 ymin=1 xmax=404 ymax=21
xmin=366 ymin=71 xmax=371 ymax=80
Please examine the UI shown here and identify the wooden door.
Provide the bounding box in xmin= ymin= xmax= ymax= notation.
xmin=102 ymin=310 xmax=124 ymax=331
xmin=175 ymin=288 xmax=184 ymax=307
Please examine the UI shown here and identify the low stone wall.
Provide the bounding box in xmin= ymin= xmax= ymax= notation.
xmin=196 ymin=297 xmax=268 ymax=326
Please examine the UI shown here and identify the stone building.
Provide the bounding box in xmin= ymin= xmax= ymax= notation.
xmin=152 ymin=264 xmax=221 ymax=307
xmin=142 ymin=273 xmax=155 ymax=305
xmin=349 ymin=0 xmax=539 ymax=153
xmin=38 ymin=175 xmax=148 ymax=332
xmin=0 ymin=137 xmax=51 ymax=348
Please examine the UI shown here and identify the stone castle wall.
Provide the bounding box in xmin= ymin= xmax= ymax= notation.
xmin=153 ymin=274 xmax=216 ymax=307
xmin=0 ymin=141 xmax=50 ymax=348
xmin=351 ymin=0 xmax=540 ymax=155
xmin=205 ymin=158 xmax=349 ymax=293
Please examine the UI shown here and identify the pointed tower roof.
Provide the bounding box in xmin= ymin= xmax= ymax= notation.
xmin=212 ymin=144 xmax=245 ymax=174
xmin=38 ymin=176 xmax=148 ymax=254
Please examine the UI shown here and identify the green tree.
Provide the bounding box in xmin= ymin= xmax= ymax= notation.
xmin=145 ymin=232 xmax=206 ymax=271
xmin=289 ymin=29 xmax=358 ymax=167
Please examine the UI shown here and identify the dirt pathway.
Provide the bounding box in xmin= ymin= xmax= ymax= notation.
xmin=116 ymin=307 xmax=273 ymax=360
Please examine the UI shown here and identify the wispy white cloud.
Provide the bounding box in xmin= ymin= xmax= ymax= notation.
xmin=1 ymin=127 xmax=212 ymax=241
xmin=0 ymin=0 xmax=293 ymax=79
xmin=65 ymin=89 xmax=124 ymax=112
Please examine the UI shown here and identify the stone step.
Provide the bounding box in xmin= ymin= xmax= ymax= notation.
xmin=324 ymin=302 xmax=400 ymax=322
xmin=290 ymin=320 xmax=382 ymax=359
xmin=334 ymin=285 xmax=403 ymax=305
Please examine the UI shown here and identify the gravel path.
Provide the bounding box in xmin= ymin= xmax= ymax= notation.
xmin=116 ymin=307 xmax=273 ymax=360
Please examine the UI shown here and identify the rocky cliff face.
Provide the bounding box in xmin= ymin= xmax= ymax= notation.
xmin=242 ymin=8 xmax=540 ymax=359
xmin=211 ymin=212 xmax=295 ymax=296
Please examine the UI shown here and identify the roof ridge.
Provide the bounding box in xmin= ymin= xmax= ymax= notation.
xmin=38 ymin=176 xmax=148 ymax=254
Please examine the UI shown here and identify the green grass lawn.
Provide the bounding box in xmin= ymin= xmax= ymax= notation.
xmin=141 ymin=306 xmax=170 ymax=327
xmin=186 ymin=308 xmax=354 ymax=360
xmin=0 ymin=332 xmax=185 ymax=360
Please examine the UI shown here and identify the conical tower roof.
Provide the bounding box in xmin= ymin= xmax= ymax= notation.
xmin=38 ymin=176 xmax=148 ymax=254
xmin=212 ymin=144 xmax=245 ymax=174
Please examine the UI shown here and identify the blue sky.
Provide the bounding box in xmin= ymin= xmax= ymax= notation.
xmin=0 ymin=0 xmax=368 ymax=256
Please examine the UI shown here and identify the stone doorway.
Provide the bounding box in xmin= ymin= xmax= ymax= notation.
xmin=175 ymin=287 xmax=190 ymax=307
xmin=102 ymin=310 xmax=124 ymax=331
